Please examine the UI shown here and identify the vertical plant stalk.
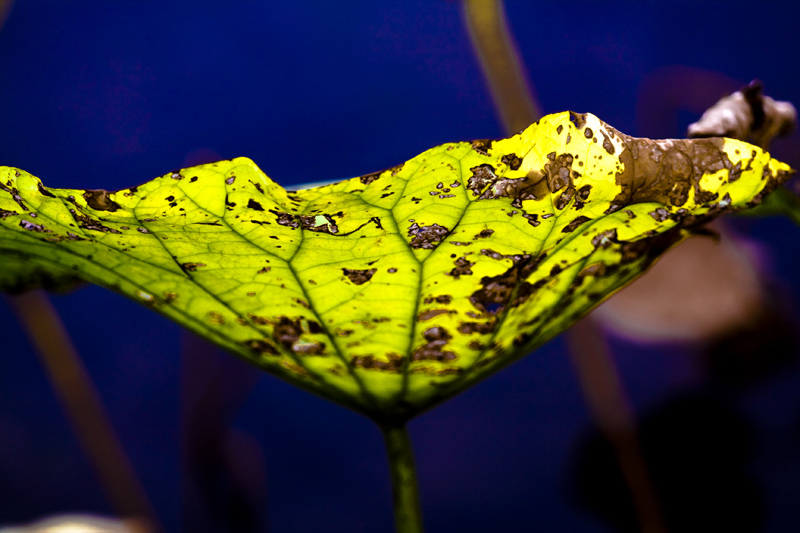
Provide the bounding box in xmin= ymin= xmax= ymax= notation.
xmin=463 ymin=0 xmax=541 ymax=132
xmin=7 ymin=290 xmax=161 ymax=533
xmin=380 ymin=422 xmax=424 ymax=533
xmin=567 ymin=319 xmax=667 ymax=533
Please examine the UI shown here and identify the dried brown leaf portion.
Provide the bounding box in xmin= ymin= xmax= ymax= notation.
xmin=687 ymin=80 xmax=796 ymax=149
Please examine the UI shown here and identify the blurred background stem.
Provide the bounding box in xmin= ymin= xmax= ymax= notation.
xmin=567 ymin=319 xmax=667 ymax=533
xmin=463 ymin=1 xmax=666 ymax=531
xmin=7 ymin=290 xmax=161 ymax=533
xmin=0 ymin=0 xmax=13 ymax=32
xmin=463 ymin=0 xmax=541 ymax=132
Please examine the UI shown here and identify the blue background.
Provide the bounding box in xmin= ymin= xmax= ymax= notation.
xmin=1 ymin=1 xmax=800 ymax=532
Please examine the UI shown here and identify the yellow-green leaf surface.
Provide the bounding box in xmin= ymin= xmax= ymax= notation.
xmin=0 ymin=112 xmax=792 ymax=420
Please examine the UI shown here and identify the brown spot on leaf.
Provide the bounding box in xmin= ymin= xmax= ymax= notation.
xmin=299 ymin=213 xmax=340 ymax=234
xmin=245 ymin=339 xmax=278 ymax=355
xmin=562 ymin=215 xmax=592 ymax=233
xmin=458 ymin=321 xmax=496 ymax=335
xmin=412 ymin=327 xmax=457 ymax=362
xmin=248 ymin=199 xmax=264 ymax=211
xmin=407 ymin=222 xmax=450 ymax=249
xmin=352 ymin=353 xmax=404 ymax=372
xmin=467 ymin=164 xmax=498 ymax=196
xmin=474 ymin=229 xmax=494 ymax=239
xmin=501 ymin=153 xmax=523 ymax=170
xmin=479 ymin=249 xmax=529 ymax=264
xmin=591 ymin=228 xmax=619 ymax=248
xmin=19 ymin=220 xmax=50 ymax=232
xmin=569 ymin=111 xmax=587 ymax=128
xmin=544 ymin=152 xmax=575 ymax=194
xmin=359 ymin=163 xmax=403 ymax=185
xmin=523 ymin=213 xmax=540 ymax=227
xmin=469 ymin=252 xmax=544 ymax=313
xmin=0 ymin=182 xmax=29 ymax=211
xmin=578 ymin=262 xmax=607 ymax=278
xmin=270 ymin=210 xmax=300 ymax=229
xmin=37 ymin=183 xmax=56 ymax=198
xmin=83 ymin=190 xmax=121 ymax=212
xmin=600 ymin=129 xmax=615 ymax=155
xmin=342 ymin=267 xmax=377 ymax=285
xmin=649 ymin=208 xmax=671 ymax=222
xmin=729 ymin=161 xmax=743 ymax=182
xmin=471 ymin=138 xmax=493 ymax=155
xmin=272 ymin=316 xmax=326 ymax=355
xmin=418 ymin=308 xmax=454 ymax=321
xmin=555 ymin=186 xmax=576 ymax=210
xmin=181 ymin=262 xmax=206 ymax=272
xmin=424 ymin=295 xmax=452 ymax=305
xmin=446 ymin=256 xmax=474 ymax=278
xmin=69 ymin=209 xmax=121 ymax=233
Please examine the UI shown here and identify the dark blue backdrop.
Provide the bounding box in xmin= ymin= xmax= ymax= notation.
xmin=1 ymin=2 xmax=800 ymax=532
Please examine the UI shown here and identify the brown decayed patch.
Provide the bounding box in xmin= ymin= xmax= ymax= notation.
xmin=479 ymin=249 xmax=529 ymax=264
xmin=83 ymin=190 xmax=121 ymax=212
xmin=523 ymin=213 xmax=540 ymax=227
xmin=359 ymin=163 xmax=403 ymax=185
xmin=600 ymin=127 xmax=753 ymax=214
xmin=69 ymin=209 xmax=121 ymax=234
xmin=269 ymin=210 xmax=347 ymax=234
xmin=423 ymin=295 xmax=452 ymax=305
xmin=600 ymin=129 xmax=615 ymax=155
xmin=351 ymin=353 xmax=404 ymax=372
xmin=446 ymin=256 xmax=474 ymax=278
xmin=270 ymin=316 xmax=326 ymax=355
xmin=18 ymin=219 xmax=50 ymax=233
xmin=569 ymin=111 xmax=587 ymax=128
xmin=342 ymin=267 xmax=377 ymax=285
xmin=469 ymin=252 xmax=546 ymax=314
xmin=412 ymin=326 xmax=457 ymax=362
xmin=407 ymin=222 xmax=450 ymax=249
xmin=181 ymin=262 xmax=206 ymax=272
xmin=458 ymin=321 xmax=496 ymax=335
xmin=471 ymin=139 xmax=493 ymax=155
xmin=561 ymin=215 xmax=592 ymax=233
xmin=591 ymin=228 xmax=619 ymax=249
xmin=245 ymin=339 xmax=279 ymax=355
xmin=501 ymin=153 xmax=523 ymax=170
xmin=37 ymin=183 xmax=56 ymax=198
xmin=467 ymin=164 xmax=499 ymax=196
xmin=248 ymin=199 xmax=265 ymax=211
xmin=467 ymin=149 xmax=586 ymax=210
xmin=418 ymin=308 xmax=455 ymax=321
xmin=0 ymin=181 xmax=29 ymax=211
xmin=270 ymin=209 xmax=299 ymax=228
xmin=299 ymin=213 xmax=340 ymax=234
